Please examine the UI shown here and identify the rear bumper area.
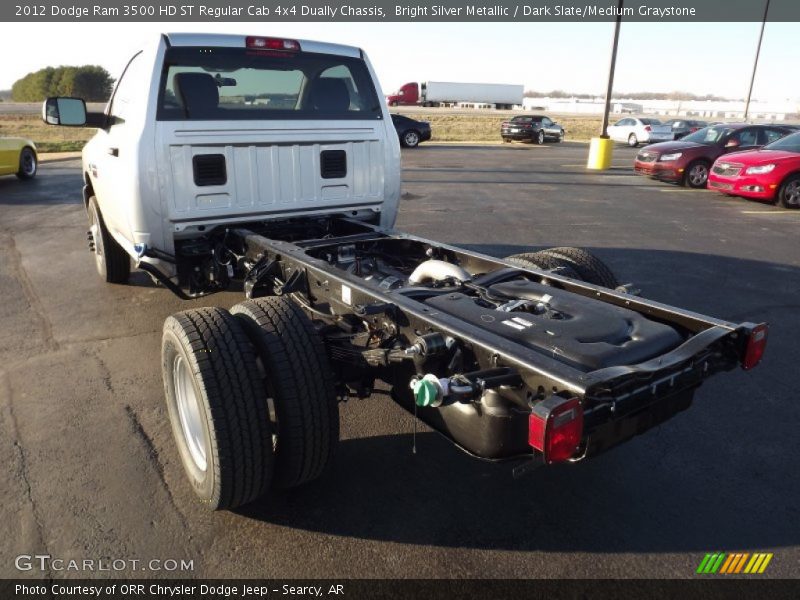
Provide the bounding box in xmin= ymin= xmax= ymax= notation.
xmin=583 ymin=388 xmax=695 ymax=457
xmin=501 ymin=131 xmax=534 ymax=141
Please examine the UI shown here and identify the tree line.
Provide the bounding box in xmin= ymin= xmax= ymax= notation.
xmin=11 ymin=66 xmax=114 ymax=102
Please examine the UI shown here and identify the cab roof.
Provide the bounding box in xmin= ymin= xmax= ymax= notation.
xmin=164 ymin=33 xmax=362 ymax=59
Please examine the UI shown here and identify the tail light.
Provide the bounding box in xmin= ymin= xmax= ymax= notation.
xmin=246 ymin=37 xmax=300 ymax=51
xmin=644 ymin=125 xmax=652 ymax=132
xmin=742 ymin=323 xmax=768 ymax=370
xmin=529 ymin=396 xmax=583 ymax=464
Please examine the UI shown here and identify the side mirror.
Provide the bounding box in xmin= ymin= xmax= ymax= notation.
xmin=42 ymin=97 xmax=87 ymax=126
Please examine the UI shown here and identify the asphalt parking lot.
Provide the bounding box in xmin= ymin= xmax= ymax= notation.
xmin=1 ymin=142 xmax=798 ymax=579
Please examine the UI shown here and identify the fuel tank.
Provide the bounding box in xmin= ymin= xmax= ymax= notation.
xmin=424 ymin=280 xmax=683 ymax=372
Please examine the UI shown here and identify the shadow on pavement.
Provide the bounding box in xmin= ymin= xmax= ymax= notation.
xmin=238 ymin=248 xmax=799 ymax=553
xmin=0 ymin=165 xmax=82 ymax=205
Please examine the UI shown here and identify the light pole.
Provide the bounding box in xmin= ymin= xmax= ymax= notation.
xmin=600 ymin=0 xmax=624 ymax=137
xmin=744 ymin=0 xmax=770 ymax=121
xmin=587 ymin=0 xmax=624 ymax=170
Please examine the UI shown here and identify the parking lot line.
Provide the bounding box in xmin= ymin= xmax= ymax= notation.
xmin=740 ymin=210 xmax=799 ymax=215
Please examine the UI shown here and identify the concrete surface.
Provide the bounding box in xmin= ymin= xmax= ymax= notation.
xmin=0 ymin=142 xmax=798 ymax=579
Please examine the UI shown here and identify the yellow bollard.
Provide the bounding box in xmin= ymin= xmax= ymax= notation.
xmin=587 ymin=136 xmax=614 ymax=170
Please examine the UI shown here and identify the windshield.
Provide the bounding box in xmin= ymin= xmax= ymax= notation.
xmin=681 ymin=126 xmax=734 ymax=145
xmin=764 ymin=131 xmax=800 ymax=153
xmin=158 ymin=46 xmax=382 ymax=121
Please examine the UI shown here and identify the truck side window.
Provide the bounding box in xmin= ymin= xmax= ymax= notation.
xmin=110 ymin=52 xmax=144 ymax=124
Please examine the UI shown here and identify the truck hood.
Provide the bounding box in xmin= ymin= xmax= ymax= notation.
xmin=644 ymin=140 xmax=706 ymax=154
xmin=720 ymin=149 xmax=800 ymax=165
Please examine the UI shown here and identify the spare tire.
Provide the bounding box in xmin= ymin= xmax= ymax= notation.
xmin=505 ymin=251 xmax=580 ymax=280
xmin=230 ymin=297 xmax=339 ymax=490
xmin=541 ymin=247 xmax=619 ymax=289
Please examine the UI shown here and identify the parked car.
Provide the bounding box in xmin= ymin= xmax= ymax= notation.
xmin=650 ymin=119 xmax=708 ymax=141
xmin=607 ymin=117 xmax=671 ymax=147
xmin=391 ymin=114 xmax=431 ymax=148
xmin=501 ymin=115 xmax=564 ymax=144
xmin=708 ymin=131 xmax=800 ymax=208
xmin=633 ymin=124 xmax=795 ymax=188
xmin=0 ymin=137 xmax=38 ymax=180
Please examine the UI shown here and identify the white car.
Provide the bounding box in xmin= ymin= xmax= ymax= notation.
xmin=607 ymin=117 xmax=673 ymax=147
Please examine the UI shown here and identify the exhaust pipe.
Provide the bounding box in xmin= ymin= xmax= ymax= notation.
xmin=408 ymin=260 xmax=471 ymax=285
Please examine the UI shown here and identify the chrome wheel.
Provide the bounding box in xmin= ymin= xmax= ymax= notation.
xmin=779 ymin=178 xmax=800 ymax=208
xmin=88 ymin=206 xmax=105 ymax=275
xmin=687 ymin=163 xmax=709 ymax=188
xmin=403 ymin=130 xmax=420 ymax=148
xmin=628 ymin=134 xmax=638 ymax=147
xmin=173 ymin=355 xmax=208 ymax=473
xmin=21 ymin=149 xmax=36 ymax=176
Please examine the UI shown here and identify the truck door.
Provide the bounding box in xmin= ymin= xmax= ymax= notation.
xmin=90 ymin=51 xmax=146 ymax=239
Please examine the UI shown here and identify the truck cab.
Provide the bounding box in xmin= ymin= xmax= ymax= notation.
xmin=45 ymin=33 xmax=401 ymax=287
xmin=386 ymin=82 xmax=420 ymax=106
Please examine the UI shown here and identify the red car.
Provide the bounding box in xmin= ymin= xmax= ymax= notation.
xmin=708 ymin=131 xmax=800 ymax=208
xmin=633 ymin=124 xmax=795 ymax=188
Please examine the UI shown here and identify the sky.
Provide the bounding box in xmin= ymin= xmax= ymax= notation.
xmin=0 ymin=21 xmax=797 ymax=103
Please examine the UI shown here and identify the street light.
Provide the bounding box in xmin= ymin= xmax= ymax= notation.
xmin=744 ymin=0 xmax=770 ymax=121
xmin=587 ymin=0 xmax=624 ymax=170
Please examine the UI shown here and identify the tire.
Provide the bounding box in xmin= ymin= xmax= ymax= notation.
xmin=15 ymin=147 xmax=37 ymax=180
xmin=402 ymin=129 xmax=421 ymax=148
xmin=502 ymin=137 xmax=511 ymax=143
xmin=684 ymin=160 xmax=710 ymax=189
xmin=776 ymin=174 xmax=800 ymax=209
xmin=506 ymin=252 xmax=580 ymax=279
xmin=161 ymin=307 xmax=273 ymax=510
xmin=536 ymin=130 xmax=545 ymax=145
xmin=87 ymin=196 xmax=130 ymax=284
xmin=230 ymin=297 xmax=339 ymax=490
xmin=628 ymin=133 xmax=639 ymax=148
xmin=541 ymin=247 xmax=619 ymax=288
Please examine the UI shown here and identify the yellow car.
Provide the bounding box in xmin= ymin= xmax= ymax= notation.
xmin=0 ymin=138 xmax=38 ymax=180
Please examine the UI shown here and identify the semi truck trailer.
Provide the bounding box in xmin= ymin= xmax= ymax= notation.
xmin=387 ymin=81 xmax=523 ymax=109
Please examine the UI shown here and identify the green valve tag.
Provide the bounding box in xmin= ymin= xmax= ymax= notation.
xmin=414 ymin=379 xmax=439 ymax=407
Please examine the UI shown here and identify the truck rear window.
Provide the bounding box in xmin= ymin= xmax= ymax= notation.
xmin=157 ymin=47 xmax=382 ymax=121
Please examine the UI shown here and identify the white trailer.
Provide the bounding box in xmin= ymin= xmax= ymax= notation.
xmin=421 ymin=81 xmax=523 ymax=109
